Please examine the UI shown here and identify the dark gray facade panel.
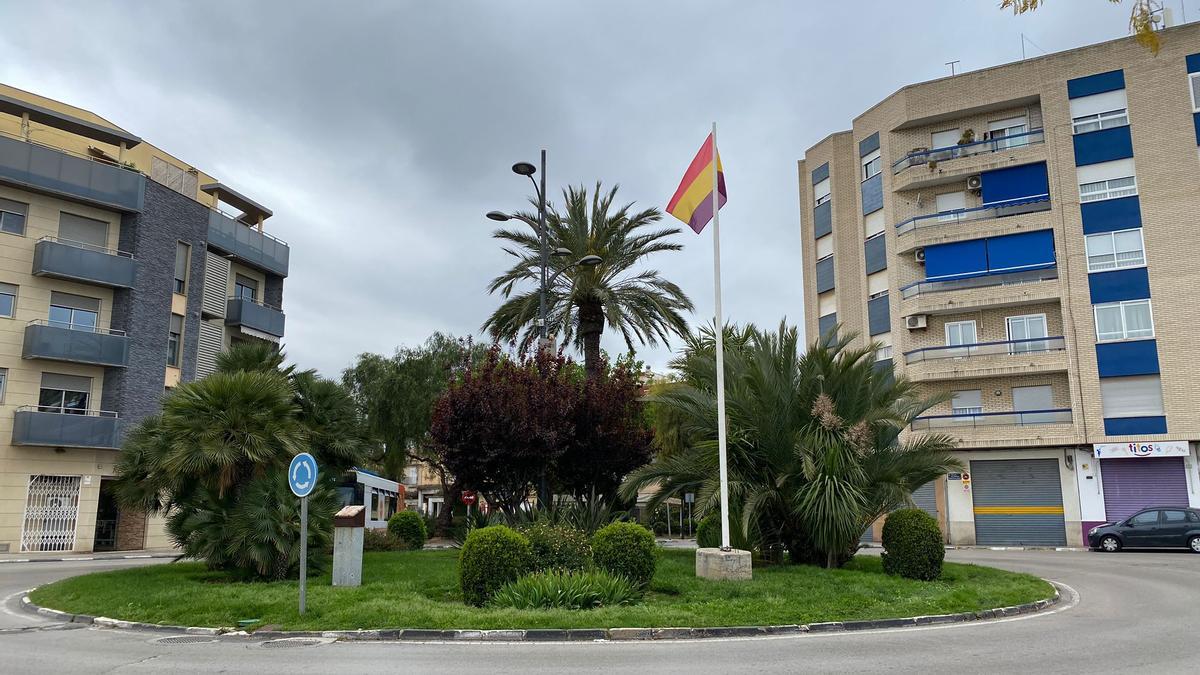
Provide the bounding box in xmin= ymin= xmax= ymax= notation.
xmin=811 ymin=162 xmax=829 ymax=185
xmin=815 ymin=257 xmax=835 ymax=293
xmin=818 ymin=312 xmax=837 ymax=340
xmin=861 ymin=173 xmax=883 ymax=215
xmin=813 ymin=201 xmax=832 ymax=238
xmin=207 ymin=210 xmax=290 ymax=277
xmin=859 ymin=132 xmax=880 ymax=157
xmin=33 ymin=238 xmax=136 ymax=288
xmin=0 ymin=133 xmax=144 ymax=212
xmin=23 ymin=323 xmax=129 ymax=367
xmin=12 ymin=410 xmax=120 ymax=449
xmin=864 ymin=234 xmax=887 ymax=274
xmin=225 ymin=298 xmax=286 ymax=337
xmin=265 ymin=274 xmax=284 ymax=311
xmin=867 ymin=294 xmax=890 ymax=336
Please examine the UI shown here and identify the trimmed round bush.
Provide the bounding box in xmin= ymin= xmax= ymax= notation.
xmin=488 ymin=570 xmax=637 ymax=610
xmin=881 ymin=508 xmax=945 ymax=581
xmin=696 ymin=513 xmax=720 ymax=549
xmin=591 ymin=522 xmax=657 ymax=589
xmin=458 ymin=525 xmax=532 ymax=606
xmin=522 ymin=523 xmax=591 ymax=573
xmin=387 ymin=510 xmax=427 ymax=550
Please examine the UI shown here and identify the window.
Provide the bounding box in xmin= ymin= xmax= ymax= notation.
xmin=1086 ymin=229 xmax=1145 ymax=272
xmin=875 ymin=345 xmax=893 ymax=361
xmin=861 ymin=149 xmax=882 ymax=181
xmin=0 ymin=282 xmax=15 ymax=318
xmin=1007 ymin=314 xmax=1049 ymax=353
xmin=931 ymin=128 xmax=960 ymax=150
xmin=1162 ymin=510 xmax=1188 ymax=524
xmin=0 ymin=197 xmax=28 ymax=236
xmin=1080 ymin=176 xmax=1137 ymax=202
xmin=0 ymin=367 xmax=6 ymax=403
xmin=951 ymin=390 xmax=983 ymax=416
xmin=234 ymin=274 xmax=258 ymax=302
xmin=945 ymin=321 xmax=977 ymax=347
xmin=935 ymin=191 xmax=968 ymax=222
xmin=38 ymin=373 xmax=91 ymax=415
xmin=1072 ymin=109 xmax=1129 ymax=134
xmin=57 ymin=212 xmax=108 ymax=248
xmin=1100 ymin=375 xmax=1164 ymax=419
xmin=813 ymin=177 xmax=831 ymax=207
xmin=1190 ymin=72 xmax=1200 ymax=113
xmin=1013 ymin=385 xmax=1055 ymax=423
xmin=1189 ymin=511 xmax=1200 ymax=524
xmin=1094 ymin=299 xmax=1153 ymax=342
xmin=48 ymin=292 xmax=100 ymax=332
xmin=1130 ymin=511 xmax=1159 ymax=526
xmin=815 ymin=234 xmax=833 ymax=259
xmin=167 ymin=314 xmax=183 ymax=367
xmin=174 ymin=242 xmax=190 ymax=294
xmin=988 ymin=116 xmax=1028 ymax=149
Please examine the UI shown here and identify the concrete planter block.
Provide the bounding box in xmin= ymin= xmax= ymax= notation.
xmin=695 ymin=548 xmax=753 ymax=581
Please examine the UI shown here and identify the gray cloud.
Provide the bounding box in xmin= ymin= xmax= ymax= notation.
xmin=0 ymin=0 xmax=1138 ymax=375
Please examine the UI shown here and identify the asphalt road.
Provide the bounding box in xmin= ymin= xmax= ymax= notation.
xmin=1 ymin=548 xmax=1196 ymax=674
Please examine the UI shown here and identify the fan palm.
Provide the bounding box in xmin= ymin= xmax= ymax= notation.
xmin=621 ymin=322 xmax=962 ymax=567
xmin=484 ymin=183 xmax=693 ymax=377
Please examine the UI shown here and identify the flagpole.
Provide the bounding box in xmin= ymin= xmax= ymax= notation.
xmin=710 ymin=121 xmax=731 ymax=551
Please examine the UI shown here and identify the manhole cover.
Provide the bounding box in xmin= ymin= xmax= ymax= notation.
xmin=154 ymin=635 xmax=220 ymax=645
xmin=261 ymin=637 xmax=328 ymax=649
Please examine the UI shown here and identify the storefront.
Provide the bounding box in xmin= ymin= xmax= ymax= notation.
xmin=1076 ymin=441 xmax=1199 ymax=541
xmin=970 ymin=458 xmax=1067 ymax=546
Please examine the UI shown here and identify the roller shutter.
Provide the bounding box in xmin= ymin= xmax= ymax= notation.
xmin=971 ymin=458 xmax=1066 ymax=546
xmin=1100 ymin=457 xmax=1189 ymax=523
xmin=913 ymin=482 xmax=938 ymax=519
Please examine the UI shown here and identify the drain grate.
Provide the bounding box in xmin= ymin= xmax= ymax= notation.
xmin=154 ymin=635 xmax=219 ymax=645
xmin=261 ymin=637 xmax=327 ymax=649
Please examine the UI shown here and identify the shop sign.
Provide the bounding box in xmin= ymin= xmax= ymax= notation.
xmin=1093 ymin=440 xmax=1189 ymax=459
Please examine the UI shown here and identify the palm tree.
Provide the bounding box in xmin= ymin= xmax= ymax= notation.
xmin=621 ymin=322 xmax=962 ymax=567
xmin=484 ymin=183 xmax=693 ymax=377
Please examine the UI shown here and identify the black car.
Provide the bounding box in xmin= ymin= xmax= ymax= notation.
xmin=1088 ymin=507 xmax=1200 ymax=553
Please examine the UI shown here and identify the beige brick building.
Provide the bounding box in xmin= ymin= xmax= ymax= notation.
xmin=799 ymin=25 xmax=1200 ymax=548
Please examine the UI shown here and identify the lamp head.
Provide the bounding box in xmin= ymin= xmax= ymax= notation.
xmin=577 ymin=254 xmax=603 ymax=267
xmin=552 ymin=247 xmax=572 ymax=257
xmin=486 ymin=211 xmax=511 ymax=222
xmin=511 ymin=162 xmax=537 ymax=177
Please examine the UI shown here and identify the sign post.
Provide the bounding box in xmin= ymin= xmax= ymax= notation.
xmin=288 ymin=452 xmax=318 ymax=616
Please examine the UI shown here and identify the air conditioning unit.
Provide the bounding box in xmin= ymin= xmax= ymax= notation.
xmin=914 ymin=248 xmax=926 ymax=264
xmin=967 ymin=174 xmax=983 ymax=191
xmin=905 ymin=314 xmax=928 ymax=330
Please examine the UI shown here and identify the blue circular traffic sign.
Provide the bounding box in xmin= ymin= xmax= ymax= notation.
xmin=288 ymin=453 xmax=318 ymax=498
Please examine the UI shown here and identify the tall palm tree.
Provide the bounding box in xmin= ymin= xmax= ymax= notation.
xmin=484 ymin=183 xmax=693 ymax=377
xmin=621 ymin=322 xmax=962 ymax=567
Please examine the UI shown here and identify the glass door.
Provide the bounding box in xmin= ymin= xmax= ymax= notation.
xmin=1007 ymin=315 xmax=1048 ymax=354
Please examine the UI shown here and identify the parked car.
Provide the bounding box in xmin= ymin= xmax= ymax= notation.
xmin=1088 ymin=507 xmax=1200 ymax=553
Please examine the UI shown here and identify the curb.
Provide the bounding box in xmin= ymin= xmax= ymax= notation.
xmin=18 ymin=584 xmax=1063 ymax=642
xmin=0 ymin=553 xmax=181 ymax=565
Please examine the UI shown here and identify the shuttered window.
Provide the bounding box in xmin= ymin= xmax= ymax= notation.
xmin=174 ymin=242 xmax=190 ymax=294
xmin=0 ymin=282 xmax=15 ymax=318
xmin=0 ymin=197 xmax=27 ymax=235
xmin=58 ymin=212 xmax=109 ymax=248
xmin=1100 ymin=375 xmax=1164 ymax=418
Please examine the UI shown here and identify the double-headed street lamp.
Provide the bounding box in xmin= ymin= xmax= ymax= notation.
xmin=488 ymin=150 xmax=602 ymax=351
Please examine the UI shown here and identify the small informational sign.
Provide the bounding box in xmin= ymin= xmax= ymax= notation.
xmin=684 ymin=492 xmax=695 ymax=504
xmin=947 ymin=473 xmax=962 ymax=480
xmin=1093 ymin=441 xmax=1189 ymax=459
xmin=461 ymin=491 xmax=477 ymax=506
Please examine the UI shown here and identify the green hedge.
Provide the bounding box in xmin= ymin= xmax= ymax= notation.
xmin=387 ymin=510 xmax=427 ymax=550
xmin=881 ymin=508 xmax=944 ymax=581
xmin=523 ymin=523 xmax=591 ymax=573
xmin=488 ymin=570 xmax=637 ymax=610
xmin=592 ymin=522 xmax=656 ymax=590
xmin=458 ymin=525 xmax=532 ymax=606
xmin=696 ymin=513 xmax=720 ymax=549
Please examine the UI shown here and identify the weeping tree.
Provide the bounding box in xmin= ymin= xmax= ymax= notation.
xmin=621 ymin=322 xmax=962 ymax=567
xmin=114 ymin=344 xmax=373 ymax=579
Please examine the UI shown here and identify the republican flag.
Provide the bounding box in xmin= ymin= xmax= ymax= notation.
xmin=666 ymin=132 xmax=727 ymax=234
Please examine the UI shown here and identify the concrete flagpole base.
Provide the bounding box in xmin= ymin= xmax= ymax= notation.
xmin=695 ymin=547 xmax=752 ymax=581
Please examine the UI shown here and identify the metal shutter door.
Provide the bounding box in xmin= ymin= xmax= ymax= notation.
xmin=1100 ymin=457 xmax=1189 ymax=523
xmin=913 ymin=482 xmax=938 ymax=519
xmin=971 ymin=458 xmax=1066 ymax=546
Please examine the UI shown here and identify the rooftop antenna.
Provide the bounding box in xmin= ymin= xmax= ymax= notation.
xmin=1021 ymin=33 xmax=1048 ymax=60
xmin=946 ymin=60 xmax=960 ymax=76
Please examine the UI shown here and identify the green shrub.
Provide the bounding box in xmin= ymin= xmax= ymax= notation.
xmin=362 ymin=528 xmax=406 ymax=552
xmin=458 ymin=525 xmax=533 ymax=606
xmin=488 ymin=570 xmax=637 ymax=610
xmin=696 ymin=513 xmax=720 ymax=548
xmin=387 ymin=511 xmax=427 ymax=550
xmin=591 ymin=522 xmax=656 ymax=590
xmin=881 ymin=508 xmax=944 ymax=581
xmin=522 ymin=523 xmax=592 ymax=573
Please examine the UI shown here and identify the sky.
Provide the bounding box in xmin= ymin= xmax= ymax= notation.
xmin=0 ymin=0 xmax=1159 ymax=377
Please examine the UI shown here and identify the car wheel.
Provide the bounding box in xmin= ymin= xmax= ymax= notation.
xmin=1099 ymin=535 xmax=1121 ymax=552
xmin=1189 ymin=536 xmax=1200 ymax=554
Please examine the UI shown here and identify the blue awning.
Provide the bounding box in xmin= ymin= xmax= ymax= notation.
xmin=985 ymin=229 xmax=1055 ymax=274
xmin=925 ymin=238 xmax=988 ymax=281
xmin=981 ymin=162 xmax=1049 ymax=204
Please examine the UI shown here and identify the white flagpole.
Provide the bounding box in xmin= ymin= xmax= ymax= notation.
xmin=710 ymin=121 xmax=731 ymax=551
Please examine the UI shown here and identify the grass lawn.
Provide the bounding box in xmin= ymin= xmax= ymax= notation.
xmin=30 ymin=549 xmax=1052 ymax=631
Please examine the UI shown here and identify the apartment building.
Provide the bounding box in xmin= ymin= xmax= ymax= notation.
xmin=798 ymin=24 xmax=1200 ymax=548
xmin=0 ymin=84 xmax=289 ymax=553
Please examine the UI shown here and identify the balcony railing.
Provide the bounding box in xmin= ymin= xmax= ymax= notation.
xmin=32 ymin=236 xmax=136 ymax=288
xmin=904 ymin=336 xmax=1065 ymax=364
xmin=22 ymin=320 xmax=129 ymax=367
xmin=900 ymin=267 xmax=1058 ymax=300
xmin=207 ymin=210 xmax=290 ymax=277
xmin=911 ymin=408 xmax=1073 ymax=430
xmin=11 ymin=406 xmax=121 ymax=449
xmin=0 ymin=131 xmax=145 ymax=212
xmin=892 ymin=129 xmax=1045 ymax=174
xmin=895 ymin=195 xmax=1051 ymax=236
xmin=226 ymin=297 xmax=285 ymax=338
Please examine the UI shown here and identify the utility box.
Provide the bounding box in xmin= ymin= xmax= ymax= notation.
xmin=332 ymin=505 xmax=365 ymax=587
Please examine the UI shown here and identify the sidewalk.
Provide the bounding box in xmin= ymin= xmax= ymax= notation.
xmin=0 ymin=548 xmax=180 ymax=564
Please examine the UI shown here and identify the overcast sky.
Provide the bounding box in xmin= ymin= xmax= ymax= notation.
xmin=0 ymin=1 xmax=1156 ymax=377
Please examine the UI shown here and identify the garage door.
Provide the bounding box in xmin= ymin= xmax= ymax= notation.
xmin=971 ymin=458 xmax=1066 ymax=546
xmin=913 ymin=481 xmax=938 ymax=519
xmin=1100 ymin=457 xmax=1190 ymax=523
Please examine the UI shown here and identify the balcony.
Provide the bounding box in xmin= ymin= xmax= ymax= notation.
xmin=894 ymin=196 xmax=1052 ymax=254
xmin=32 ymin=237 xmax=136 ymax=288
xmin=893 ymin=129 xmax=1045 ymax=173
xmin=226 ymin=297 xmax=285 ymax=338
xmin=11 ymin=406 xmax=121 ymax=449
xmin=903 ymin=337 xmax=1067 ymax=382
xmin=912 ymin=408 xmax=1072 ymax=430
xmin=22 ymin=320 xmax=129 ymax=367
xmin=900 ymin=268 xmax=1060 ymax=315
xmin=0 ymin=132 xmax=145 ymax=212
xmin=891 ymin=130 xmax=1046 ymax=192
xmin=207 ymin=210 xmax=290 ymax=277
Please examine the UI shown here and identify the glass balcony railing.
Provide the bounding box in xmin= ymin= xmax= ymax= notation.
xmin=904 ymin=336 xmax=1065 ymax=364
xmin=0 ymin=132 xmax=145 ymax=212
xmin=900 ymin=267 xmax=1058 ymax=300
xmin=22 ymin=320 xmax=129 ymax=367
xmin=911 ymin=408 xmax=1073 ymax=430
xmin=895 ymin=195 xmax=1051 ymax=236
xmin=226 ymin=297 xmax=285 ymax=338
xmin=32 ymin=237 xmax=136 ymax=288
xmin=12 ymin=406 xmax=121 ymax=449
xmin=892 ymin=129 xmax=1045 ymax=174
xmin=207 ymin=210 xmax=290 ymax=277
